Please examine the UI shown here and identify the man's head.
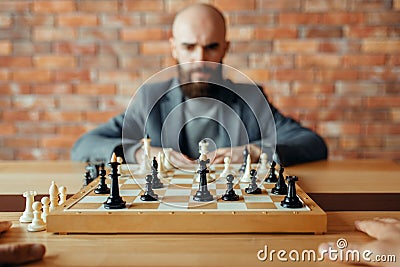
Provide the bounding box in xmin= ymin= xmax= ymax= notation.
xmin=170 ymin=4 xmax=230 ymax=97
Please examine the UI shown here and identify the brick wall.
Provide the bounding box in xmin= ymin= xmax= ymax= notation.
xmin=0 ymin=0 xmax=399 ymax=161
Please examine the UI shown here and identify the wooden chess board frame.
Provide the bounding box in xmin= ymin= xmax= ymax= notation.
xmin=47 ymin=164 xmax=327 ymax=234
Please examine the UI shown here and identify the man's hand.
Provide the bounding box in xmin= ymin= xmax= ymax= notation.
xmin=135 ymin=146 xmax=195 ymax=167
xmin=319 ymin=218 xmax=400 ymax=266
xmin=0 ymin=221 xmax=46 ymax=265
xmin=209 ymin=144 xmax=262 ymax=164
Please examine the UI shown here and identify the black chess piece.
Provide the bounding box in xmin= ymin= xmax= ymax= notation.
xmin=140 ymin=174 xmax=158 ymax=201
xmin=94 ymin=163 xmax=110 ymax=194
xmin=280 ymin=176 xmax=303 ymax=209
xmin=271 ymin=166 xmax=288 ymax=195
xmin=151 ymin=157 xmax=163 ymax=189
xmin=222 ymin=174 xmax=239 ymax=201
xmin=193 ymin=157 xmax=214 ymax=202
xmin=238 ymin=146 xmax=249 ymax=173
xmin=83 ymin=170 xmax=94 ymax=187
xmin=245 ymin=169 xmax=262 ymax=194
xmin=103 ymin=158 xmax=126 ymax=209
xmin=264 ymin=161 xmax=278 ymax=183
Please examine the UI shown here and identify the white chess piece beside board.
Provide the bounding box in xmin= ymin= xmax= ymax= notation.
xmin=46 ymin=163 xmax=327 ymax=234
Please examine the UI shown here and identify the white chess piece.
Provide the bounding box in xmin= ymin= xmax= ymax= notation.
xmin=241 ymin=154 xmax=252 ymax=182
xmin=19 ymin=191 xmax=37 ymax=223
xmin=138 ymin=137 xmax=152 ymax=174
xmin=199 ymin=139 xmax=209 ymax=156
xmin=49 ymin=181 xmax=59 ymax=212
xmin=257 ymin=153 xmax=269 ymax=174
xmin=27 ymin=201 xmax=46 ymax=232
xmin=41 ymin=196 xmax=50 ymax=223
xmin=163 ymin=148 xmax=174 ymax=170
xmin=219 ymin=156 xmax=235 ymax=179
xmin=58 ymin=186 xmax=67 ymax=205
xmin=157 ymin=152 xmax=167 ymax=179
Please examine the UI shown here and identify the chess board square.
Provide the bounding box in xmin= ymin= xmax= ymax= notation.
xmin=158 ymin=202 xmax=188 ymax=210
xmin=169 ymin=178 xmax=194 ymax=184
xmin=189 ymin=189 xmax=217 ymax=198
xmin=128 ymin=202 xmax=160 ymax=209
xmin=269 ymin=195 xmax=285 ymax=202
xmin=120 ymin=183 xmax=142 ymax=190
xmin=130 ymin=178 xmax=146 ymax=184
xmin=216 ymin=189 xmax=242 ymax=196
xmin=120 ymin=189 xmax=142 ymax=197
xmin=162 ymin=195 xmax=191 ymax=203
xmin=188 ymin=202 xmax=217 ymax=209
xmin=243 ymin=195 xmax=273 ymax=203
xmin=217 ymin=202 xmax=247 ymax=210
xmin=122 ymin=196 xmax=137 ymax=203
xmin=274 ymin=202 xmax=310 ymax=211
xmin=246 ymin=203 xmax=277 ymax=210
xmin=68 ymin=203 xmax=103 ymax=210
xmin=263 ymin=183 xmax=275 ymax=189
xmin=164 ymin=189 xmax=192 ymax=196
xmin=78 ymin=195 xmax=108 ymax=203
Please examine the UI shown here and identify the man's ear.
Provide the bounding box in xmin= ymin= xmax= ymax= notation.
xmin=224 ymin=41 xmax=230 ymax=55
xmin=169 ymin=37 xmax=177 ymax=60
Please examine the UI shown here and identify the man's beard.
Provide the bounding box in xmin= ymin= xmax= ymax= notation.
xmin=178 ymin=63 xmax=223 ymax=98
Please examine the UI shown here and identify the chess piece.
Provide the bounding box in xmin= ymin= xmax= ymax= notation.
xmin=157 ymin=152 xmax=167 ymax=179
xmin=265 ymin=161 xmax=278 ymax=183
xmin=271 ymin=166 xmax=288 ymax=195
xmin=138 ymin=134 xmax=152 ymax=174
xmin=221 ymin=174 xmax=239 ymax=201
xmin=238 ymin=146 xmax=249 ymax=173
xmin=104 ymin=153 xmax=126 ymax=209
xmin=83 ymin=170 xmax=93 ymax=187
xmin=245 ymin=169 xmax=262 ymax=194
xmin=140 ymin=174 xmax=158 ymax=201
xmin=58 ymin=186 xmax=67 ymax=205
xmin=49 ymin=181 xmax=59 ymax=212
xmin=193 ymin=154 xmax=214 ymax=202
xmin=195 ymin=144 xmax=214 ymax=182
xmin=41 ymin=197 xmax=50 ymax=223
xmin=94 ymin=163 xmax=110 ymax=194
xmin=240 ymin=154 xmax=252 ymax=182
xmin=198 ymin=139 xmax=209 ymax=156
xmin=257 ymin=153 xmax=269 ymax=174
xmin=281 ymin=176 xmax=303 ymax=209
xmin=219 ymin=156 xmax=235 ymax=179
xmin=19 ymin=191 xmax=37 ymax=223
xmin=27 ymin=201 xmax=46 ymax=232
xmin=151 ymin=157 xmax=163 ymax=189
xmin=163 ymin=148 xmax=174 ymax=170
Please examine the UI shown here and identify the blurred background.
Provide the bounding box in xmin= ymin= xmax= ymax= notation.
xmin=0 ymin=0 xmax=399 ymax=161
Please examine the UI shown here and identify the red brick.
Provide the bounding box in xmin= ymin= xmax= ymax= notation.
xmin=215 ymin=0 xmax=256 ymax=11
xmin=343 ymin=110 xmax=389 ymax=122
xmin=227 ymin=27 xmax=255 ymax=41
xmin=86 ymin=111 xmax=121 ymax=122
xmin=15 ymin=148 xmax=61 ymax=161
xmin=362 ymin=40 xmax=400 ymax=53
xmin=296 ymin=54 xmax=342 ymax=68
xmin=120 ymin=56 xmax=162 ymax=69
xmin=275 ymin=95 xmax=323 ymax=109
xmin=12 ymin=70 xmax=52 ymax=83
xmin=319 ymin=40 xmax=361 ymax=53
xmin=343 ymin=55 xmax=385 ymax=67
xmin=359 ymin=69 xmax=399 ymax=82
xmin=123 ymin=0 xmax=164 ymax=12
xmin=17 ymin=123 xmax=56 ymax=135
xmin=101 ymin=14 xmax=141 ymax=26
xmin=0 ymin=84 xmax=30 ymax=94
xmin=31 ymin=84 xmax=72 ymax=94
xmin=316 ymin=70 xmax=358 ymax=81
xmin=14 ymin=14 xmax=54 ymax=27
xmin=99 ymin=97 xmax=130 ymax=110
xmin=388 ymin=55 xmax=400 ymax=66
xmin=57 ymin=125 xmax=91 ymax=136
xmin=366 ymin=124 xmax=400 ymax=135
xmin=121 ymin=28 xmax=165 ymax=41
xmin=53 ymin=42 xmax=97 ymax=55
xmin=100 ymin=43 xmax=139 ymax=55
xmin=0 ymin=69 xmax=9 ymax=81
xmin=292 ymin=82 xmax=334 ymax=94
xmin=336 ymin=82 xmax=385 ymax=95
xmin=57 ymin=14 xmax=98 ymax=27
xmin=140 ymin=42 xmax=170 ymax=55
xmin=302 ymin=27 xmax=343 ymax=38
xmin=0 ymin=28 xmax=30 ymax=40
xmin=2 ymin=110 xmax=40 ymax=121
xmin=0 ymin=1 xmax=30 ymax=12
xmin=395 ymin=0 xmax=400 ymax=9
xmin=224 ymin=54 xmax=249 ymax=69
xmin=322 ymin=13 xmax=365 ymax=25
xmin=54 ymin=70 xmax=92 ymax=82
xmin=254 ymin=27 xmax=297 ymax=39
xmin=279 ymin=13 xmax=322 ymax=25
xmin=392 ymin=108 xmax=400 ymax=122
xmin=250 ymin=54 xmax=294 ymax=68
xmin=240 ymin=69 xmax=270 ymax=82
xmin=304 ymin=0 xmax=347 ymax=11
xmin=33 ymin=0 xmax=76 ymax=13
xmin=230 ymin=42 xmax=272 ymax=53
xmin=33 ymin=55 xmax=76 ymax=69
xmin=366 ymin=96 xmax=400 ymax=108
xmin=78 ymin=0 xmax=119 ymax=12
xmin=40 ymin=136 xmax=76 ymax=149
xmin=0 ymin=123 xmax=16 ymax=135
xmin=259 ymin=0 xmax=301 ymax=10
xmin=4 ymin=137 xmax=38 ymax=148
xmin=98 ymin=71 xmax=139 ymax=83
xmin=340 ymin=137 xmax=383 ymax=150
xmin=345 ymin=26 xmax=387 ymax=38
xmin=367 ymin=12 xmax=400 ymax=25
xmin=231 ymin=13 xmax=274 ymax=25
xmin=349 ymin=0 xmax=392 ymax=10
xmin=12 ymin=95 xmax=56 ymax=109
xmin=0 ymin=14 xmax=12 ymax=28
xmin=58 ymin=95 xmax=98 ymax=110
xmin=41 ymin=111 xmax=84 ymax=122
xmin=274 ymin=69 xmax=314 ymax=81
xmin=78 ymin=28 xmax=118 ymax=41
xmin=33 ymin=27 xmax=76 ymax=41
xmin=318 ymin=122 xmax=361 ymax=137
xmin=0 ymin=40 xmax=11 ymax=55
xmin=13 ymin=42 xmax=51 ymax=55
xmin=75 ymin=84 xmax=117 ymax=95
xmin=80 ymin=56 xmax=117 ymax=69
xmin=274 ymin=40 xmax=319 ymax=53
xmin=325 ymin=95 xmax=363 ymax=109
xmin=0 ymin=57 xmax=32 ymax=68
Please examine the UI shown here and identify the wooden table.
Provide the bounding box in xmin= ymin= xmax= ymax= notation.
xmin=0 ymin=160 xmax=399 ymax=266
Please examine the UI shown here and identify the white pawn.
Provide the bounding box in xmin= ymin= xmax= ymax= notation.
xmin=41 ymin=197 xmax=50 ymax=223
xmin=49 ymin=181 xmax=59 ymax=212
xmin=219 ymin=156 xmax=235 ymax=179
xmin=157 ymin=152 xmax=167 ymax=179
xmin=58 ymin=186 xmax=67 ymax=205
xmin=27 ymin=201 xmax=46 ymax=232
xmin=163 ymin=148 xmax=174 ymax=170
xmin=138 ymin=137 xmax=152 ymax=174
xmin=241 ymin=154 xmax=252 ymax=182
xmin=257 ymin=153 xmax=269 ymax=174
xmin=19 ymin=191 xmax=37 ymax=223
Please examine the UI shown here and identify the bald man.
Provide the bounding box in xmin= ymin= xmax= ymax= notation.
xmin=71 ymin=4 xmax=327 ymax=166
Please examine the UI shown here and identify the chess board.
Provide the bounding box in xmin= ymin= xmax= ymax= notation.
xmin=46 ymin=164 xmax=326 ymax=234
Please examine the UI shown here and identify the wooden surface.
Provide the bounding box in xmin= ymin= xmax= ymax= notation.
xmin=1 ymin=211 xmax=399 ymax=266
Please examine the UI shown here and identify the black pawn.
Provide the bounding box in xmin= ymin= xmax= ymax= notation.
xmin=271 ymin=166 xmax=288 ymax=195
xmin=265 ymin=161 xmax=278 ymax=183
xmin=238 ymin=146 xmax=249 ymax=173
xmin=140 ymin=174 xmax=158 ymax=201
xmin=94 ymin=163 xmax=110 ymax=194
xmin=281 ymin=176 xmax=303 ymax=209
xmin=104 ymin=159 xmax=126 ymax=209
xmin=245 ymin=169 xmax=262 ymax=194
xmin=151 ymin=157 xmax=163 ymax=189
xmin=222 ymin=174 xmax=239 ymax=201
xmin=193 ymin=158 xmax=213 ymax=202
xmin=83 ymin=170 xmax=94 ymax=187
